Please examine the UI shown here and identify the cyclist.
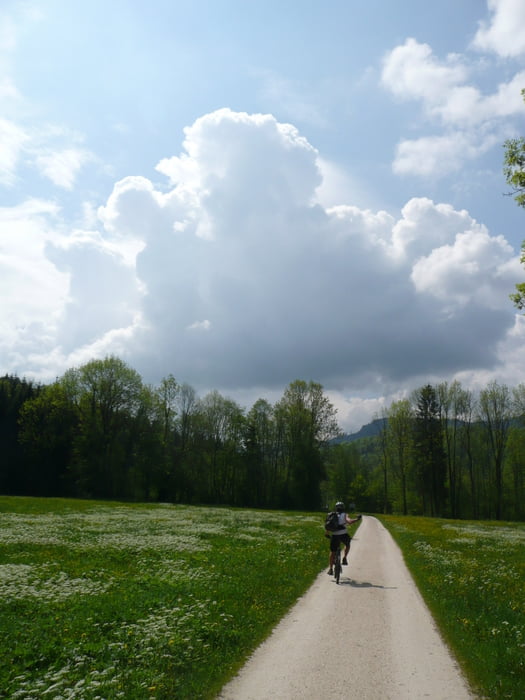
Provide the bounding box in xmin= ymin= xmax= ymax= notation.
xmin=326 ymin=501 xmax=361 ymax=575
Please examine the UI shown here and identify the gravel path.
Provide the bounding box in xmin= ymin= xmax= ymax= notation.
xmin=217 ymin=515 xmax=475 ymax=700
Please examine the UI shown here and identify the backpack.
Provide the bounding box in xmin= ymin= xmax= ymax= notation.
xmin=325 ymin=511 xmax=340 ymax=532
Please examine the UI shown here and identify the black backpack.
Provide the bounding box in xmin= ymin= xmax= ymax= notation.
xmin=325 ymin=511 xmax=340 ymax=531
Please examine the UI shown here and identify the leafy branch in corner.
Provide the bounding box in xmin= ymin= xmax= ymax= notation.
xmin=503 ymin=88 xmax=525 ymax=311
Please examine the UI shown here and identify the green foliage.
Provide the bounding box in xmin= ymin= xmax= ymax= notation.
xmin=479 ymin=381 xmax=513 ymax=520
xmin=412 ymin=384 xmax=446 ymax=516
xmin=18 ymin=382 xmax=78 ymax=495
xmin=3 ymin=358 xmax=525 ymax=520
xmin=6 ymin=365 xmax=339 ymax=512
xmin=322 ymin=442 xmax=361 ymax=506
xmin=504 ymin=118 xmax=525 ymax=209
xmin=503 ymin=89 xmax=525 ymax=310
xmin=0 ymin=375 xmax=40 ymax=493
xmin=509 ymin=241 xmax=525 ymax=310
xmin=344 ymin=379 xmax=525 ymax=522
xmin=275 ymin=379 xmax=340 ymax=509
xmin=0 ymin=497 xmax=327 ymax=699
xmin=506 ymin=427 xmax=525 ymax=520
xmin=386 ymin=398 xmax=414 ymax=515
xmin=437 ymin=380 xmax=473 ymax=518
xmin=504 ymin=141 xmax=525 ymax=203
xmin=380 ymin=515 xmax=525 ymax=700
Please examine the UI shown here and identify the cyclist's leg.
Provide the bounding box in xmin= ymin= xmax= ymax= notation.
xmin=328 ymin=534 xmax=338 ymax=573
xmin=342 ymin=534 xmax=351 ymax=564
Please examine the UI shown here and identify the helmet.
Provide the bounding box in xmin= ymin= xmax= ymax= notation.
xmin=335 ymin=501 xmax=344 ymax=512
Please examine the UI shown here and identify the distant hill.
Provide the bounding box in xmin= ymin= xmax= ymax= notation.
xmin=332 ymin=415 xmax=524 ymax=445
xmin=332 ymin=418 xmax=385 ymax=444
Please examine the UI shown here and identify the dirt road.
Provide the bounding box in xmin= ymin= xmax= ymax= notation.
xmin=218 ymin=515 xmax=475 ymax=700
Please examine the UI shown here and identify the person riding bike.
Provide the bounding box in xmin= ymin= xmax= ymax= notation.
xmin=326 ymin=502 xmax=361 ymax=575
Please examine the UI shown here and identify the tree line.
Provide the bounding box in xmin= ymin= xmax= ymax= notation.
xmin=325 ymin=381 xmax=525 ymax=521
xmin=0 ymin=357 xmax=338 ymax=510
xmin=1 ymin=357 xmax=524 ymax=520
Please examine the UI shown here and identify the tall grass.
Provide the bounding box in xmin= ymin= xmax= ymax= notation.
xmin=0 ymin=497 xmax=327 ymax=699
xmin=379 ymin=515 xmax=525 ymax=700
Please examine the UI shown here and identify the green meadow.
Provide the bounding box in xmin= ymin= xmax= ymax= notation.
xmin=0 ymin=497 xmax=327 ymax=699
xmin=1 ymin=499 xmax=523 ymax=699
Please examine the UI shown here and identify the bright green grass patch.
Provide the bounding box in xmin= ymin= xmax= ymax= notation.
xmin=378 ymin=515 xmax=525 ymax=700
xmin=0 ymin=496 xmax=328 ymax=699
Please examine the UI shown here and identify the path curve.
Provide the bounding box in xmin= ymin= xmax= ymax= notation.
xmin=218 ymin=515 xmax=475 ymax=700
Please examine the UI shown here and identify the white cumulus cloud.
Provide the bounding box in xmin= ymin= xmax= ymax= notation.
xmin=411 ymin=227 xmax=519 ymax=309
xmin=472 ymin=0 xmax=525 ymax=57
xmin=382 ymin=38 xmax=467 ymax=103
xmin=381 ymin=29 xmax=525 ymax=177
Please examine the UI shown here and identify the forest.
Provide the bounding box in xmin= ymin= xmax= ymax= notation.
xmin=1 ymin=355 xmax=524 ymax=521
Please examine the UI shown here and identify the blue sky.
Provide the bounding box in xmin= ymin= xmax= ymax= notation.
xmin=2 ymin=0 xmax=525 ymax=431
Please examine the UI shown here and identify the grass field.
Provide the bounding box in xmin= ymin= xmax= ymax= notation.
xmin=1 ymin=499 xmax=523 ymax=699
xmin=0 ymin=497 xmax=327 ymax=699
xmin=379 ymin=515 xmax=525 ymax=700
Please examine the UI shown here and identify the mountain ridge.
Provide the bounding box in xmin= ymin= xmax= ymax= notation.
xmin=332 ymin=417 xmax=384 ymax=444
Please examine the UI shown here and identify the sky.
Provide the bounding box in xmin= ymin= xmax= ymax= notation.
xmin=1 ymin=0 xmax=525 ymax=433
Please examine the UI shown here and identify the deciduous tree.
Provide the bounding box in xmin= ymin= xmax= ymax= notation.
xmin=64 ymin=356 xmax=144 ymax=497
xmin=275 ymin=380 xmax=339 ymax=509
xmin=386 ymin=399 xmax=414 ymax=515
xmin=244 ymin=399 xmax=277 ymax=507
xmin=503 ymin=90 xmax=525 ymax=309
xmin=413 ymin=384 xmax=446 ymax=517
xmin=478 ymin=381 xmax=512 ymax=520
xmin=18 ymin=382 xmax=78 ymax=495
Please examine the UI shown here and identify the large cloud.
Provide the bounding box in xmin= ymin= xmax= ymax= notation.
xmin=1 ymin=109 xmax=522 ymax=429
xmin=95 ymin=111 xmax=521 ymax=388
